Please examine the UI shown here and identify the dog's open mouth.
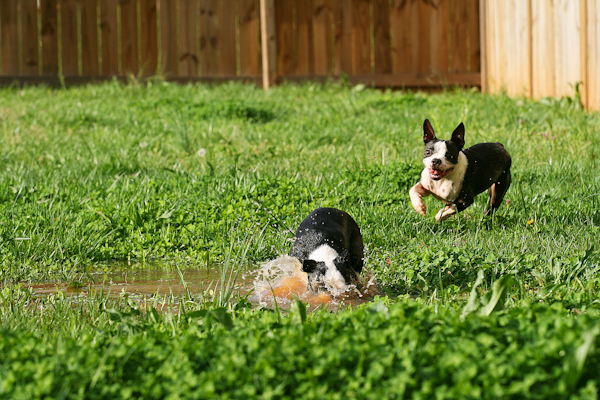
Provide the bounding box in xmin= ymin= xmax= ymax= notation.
xmin=429 ymin=167 xmax=454 ymax=180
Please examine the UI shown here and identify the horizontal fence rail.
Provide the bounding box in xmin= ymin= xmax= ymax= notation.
xmin=0 ymin=0 xmax=481 ymax=88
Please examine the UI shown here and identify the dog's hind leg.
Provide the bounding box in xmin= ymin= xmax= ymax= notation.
xmin=435 ymin=205 xmax=456 ymax=221
xmin=485 ymin=170 xmax=511 ymax=215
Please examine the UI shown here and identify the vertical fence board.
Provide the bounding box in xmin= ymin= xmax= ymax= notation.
xmin=239 ymin=0 xmax=261 ymax=76
xmin=21 ymin=0 xmax=39 ymax=76
xmin=449 ymin=0 xmax=468 ymax=73
xmin=468 ymin=0 xmax=480 ymax=73
xmin=81 ymin=0 xmax=99 ymax=75
xmin=588 ymin=0 xmax=600 ymax=110
xmin=581 ymin=0 xmax=588 ymax=107
xmin=430 ymin=0 xmax=449 ymax=74
xmin=312 ymin=0 xmax=332 ymax=75
xmin=120 ymin=0 xmax=138 ymax=75
xmin=60 ymin=0 xmax=79 ymax=76
xmin=484 ymin=0 xmax=494 ymax=89
xmin=495 ymin=0 xmax=508 ymax=90
xmin=531 ymin=0 xmax=554 ymax=98
xmin=41 ymin=0 xmax=59 ymax=76
xmin=391 ymin=0 xmax=412 ymax=73
xmin=199 ymin=0 xmax=217 ymax=76
xmin=218 ymin=0 xmax=237 ymax=76
xmin=159 ymin=0 xmax=177 ymax=76
xmin=178 ymin=0 xmax=198 ymax=76
xmin=0 ymin=0 xmax=19 ymax=74
xmin=333 ymin=0 xmax=353 ymax=74
xmin=595 ymin=0 xmax=600 ymax=110
xmin=412 ymin=0 xmax=431 ymax=73
xmin=509 ymin=0 xmax=530 ymax=96
xmin=275 ymin=0 xmax=294 ymax=75
xmin=100 ymin=0 xmax=118 ymax=75
xmin=373 ymin=0 xmax=391 ymax=74
xmin=296 ymin=0 xmax=313 ymax=75
xmin=352 ymin=0 xmax=370 ymax=74
xmin=554 ymin=0 xmax=582 ymax=98
xmin=139 ymin=0 xmax=157 ymax=76
xmin=493 ymin=0 xmax=505 ymax=89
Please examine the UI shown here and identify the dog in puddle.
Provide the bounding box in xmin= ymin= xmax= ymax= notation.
xmin=290 ymin=207 xmax=364 ymax=293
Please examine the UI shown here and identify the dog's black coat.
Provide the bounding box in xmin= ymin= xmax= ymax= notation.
xmin=290 ymin=207 xmax=363 ymax=290
xmin=456 ymin=142 xmax=512 ymax=208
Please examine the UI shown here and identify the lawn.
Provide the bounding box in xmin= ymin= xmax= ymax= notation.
xmin=1 ymin=81 xmax=600 ymax=398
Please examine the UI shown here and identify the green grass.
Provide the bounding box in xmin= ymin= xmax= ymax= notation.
xmin=2 ymin=80 xmax=600 ymax=398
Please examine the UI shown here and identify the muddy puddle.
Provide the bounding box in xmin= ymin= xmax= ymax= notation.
xmin=25 ymin=257 xmax=383 ymax=312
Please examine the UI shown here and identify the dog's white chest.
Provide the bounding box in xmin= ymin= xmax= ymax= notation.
xmin=421 ymin=152 xmax=468 ymax=203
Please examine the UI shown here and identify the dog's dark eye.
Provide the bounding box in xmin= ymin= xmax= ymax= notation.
xmin=424 ymin=149 xmax=432 ymax=157
xmin=445 ymin=153 xmax=455 ymax=161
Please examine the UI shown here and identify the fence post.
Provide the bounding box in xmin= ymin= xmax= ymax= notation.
xmin=479 ymin=0 xmax=487 ymax=93
xmin=260 ymin=0 xmax=277 ymax=89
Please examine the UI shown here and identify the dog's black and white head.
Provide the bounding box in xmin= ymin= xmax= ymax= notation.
xmin=422 ymin=119 xmax=465 ymax=181
xmin=301 ymin=247 xmax=350 ymax=292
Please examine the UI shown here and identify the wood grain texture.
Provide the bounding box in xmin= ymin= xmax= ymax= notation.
xmin=139 ymin=0 xmax=158 ymax=76
xmin=100 ymin=0 xmax=118 ymax=75
xmin=159 ymin=0 xmax=177 ymax=76
xmin=373 ymin=0 xmax=391 ymax=74
xmin=275 ymin=0 xmax=294 ymax=75
xmin=312 ymin=0 xmax=333 ymax=75
xmin=586 ymin=0 xmax=599 ymax=110
xmin=391 ymin=0 xmax=412 ymax=74
xmin=351 ymin=0 xmax=370 ymax=74
xmin=430 ymin=0 xmax=449 ymax=74
xmin=60 ymin=0 xmax=79 ymax=76
xmin=0 ymin=0 xmax=20 ymax=74
xmin=217 ymin=0 xmax=236 ymax=76
xmin=119 ymin=0 xmax=138 ymax=75
xmin=468 ymin=0 xmax=480 ymax=73
xmin=531 ymin=0 xmax=554 ymax=98
xmin=178 ymin=0 xmax=198 ymax=76
xmin=21 ymin=0 xmax=40 ymax=75
xmin=81 ymin=0 xmax=100 ymax=75
xmin=41 ymin=0 xmax=59 ymax=76
xmin=239 ymin=0 xmax=261 ymax=76
xmin=333 ymin=0 xmax=353 ymax=75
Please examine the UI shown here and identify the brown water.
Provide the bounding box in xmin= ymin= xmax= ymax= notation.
xmin=28 ymin=267 xmax=252 ymax=297
xmin=26 ymin=257 xmax=382 ymax=312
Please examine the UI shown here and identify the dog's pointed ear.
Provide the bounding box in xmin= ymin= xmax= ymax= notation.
xmin=302 ymin=259 xmax=318 ymax=274
xmin=423 ymin=119 xmax=436 ymax=143
xmin=335 ymin=250 xmax=349 ymax=264
xmin=451 ymin=123 xmax=465 ymax=150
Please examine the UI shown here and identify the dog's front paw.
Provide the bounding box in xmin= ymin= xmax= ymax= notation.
xmin=412 ymin=200 xmax=427 ymax=216
xmin=409 ymin=186 xmax=427 ymax=215
xmin=435 ymin=205 xmax=456 ymax=221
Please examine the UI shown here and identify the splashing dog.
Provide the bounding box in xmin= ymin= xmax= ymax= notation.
xmin=409 ymin=119 xmax=512 ymax=221
xmin=290 ymin=207 xmax=364 ymax=293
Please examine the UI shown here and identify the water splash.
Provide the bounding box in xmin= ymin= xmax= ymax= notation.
xmin=252 ymin=255 xmax=382 ymax=310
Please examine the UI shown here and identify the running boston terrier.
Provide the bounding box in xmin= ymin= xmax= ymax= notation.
xmin=290 ymin=207 xmax=364 ymax=292
xmin=409 ymin=119 xmax=512 ymax=221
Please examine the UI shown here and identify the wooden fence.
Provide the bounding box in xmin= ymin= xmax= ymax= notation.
xmin=482 ymin=0 xmax=600 ymax=111
xmin=0 ymin=0 xmax=481 ymax=88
